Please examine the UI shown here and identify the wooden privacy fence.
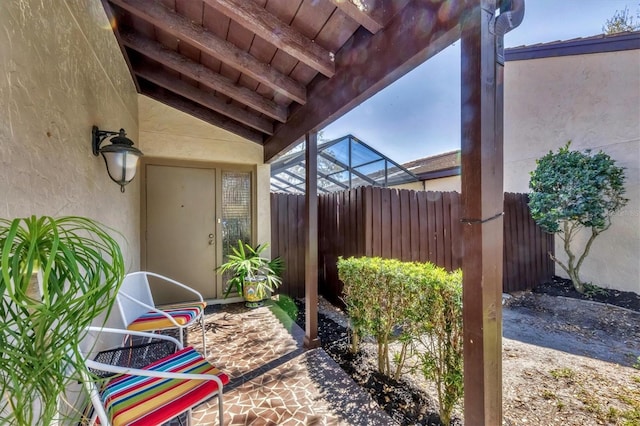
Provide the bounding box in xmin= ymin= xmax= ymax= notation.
xmin=271 ymin=188 xmax=554 ymax=302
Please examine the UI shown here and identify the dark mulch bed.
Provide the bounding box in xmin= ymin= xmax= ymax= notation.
xmin=292 ymin=279 xmax=639 ymax=425
xmin=533 ymin=276 xmax=640 ymax=312
xmin=294 ymin=300 xmax=449 ymax=425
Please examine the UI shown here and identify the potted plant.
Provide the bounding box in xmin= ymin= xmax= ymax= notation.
xmin=0 ymin=215 xmax=125 ymax=425
xmin=218 ymin=240 xmax=283 ymax=308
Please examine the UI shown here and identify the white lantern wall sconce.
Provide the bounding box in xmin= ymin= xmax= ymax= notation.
xmin=91 ymin=126 xmax=143 ymax=192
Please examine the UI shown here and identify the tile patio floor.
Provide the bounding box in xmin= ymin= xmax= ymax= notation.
xmin=185 ymin=301 xmax=392 ymax=425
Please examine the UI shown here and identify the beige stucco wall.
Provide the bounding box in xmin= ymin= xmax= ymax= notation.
xmin=424 ymin=175 xmax=461 ymax=192
xmin=392 ymin=176 xmax=462 ymax=192
xmin=138 ymin=96 xmax=271 ymax=249
xmin=0 ymin=0 xmax=140 ymax=268
xmin=0 ymin=0 xmax=141 ymax=420
xmin=392 ymin=181 xmax=424 ymax=191
xmin=504 ymin=49 xmax=640 ymax=293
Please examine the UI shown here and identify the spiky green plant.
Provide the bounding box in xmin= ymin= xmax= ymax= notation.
xmin=218 ymin=240 xmax=283 ymax=300
xmin=0 ymin=216 xmax=125 ymax=425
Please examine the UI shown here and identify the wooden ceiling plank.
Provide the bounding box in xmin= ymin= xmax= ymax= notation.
xmin=315 ymin=5 xmax=360 ymax=51
xmin=268 ymin=46 xmax=299 ymax=78
xmin=142 ymin=85 xmax=263 ymax=144
xmin=202 ymin=5 xmax=229 ymax=75
xmin=175 ymin=0 xmax=203 ymax=25
xmin=264 ymin=0 xmax=300 ymax=24
xmin=264 ymin=0 xmax=466 ymax=161
xmin=203 ymin=0 xmax=335 ymax=77
xmin=136 ymin=65 xmax=274 ymax=135
xmin=292 ymin=0 xmax=335 ymax=40
xmin=110 ymin=0 xmax=306 ymax=104
xmin=225 ymin=15 xmax=256 ymax=56
xmin=154 ymin=26 xmax=179 ymax=50
xmin=121 ymin=31 xmax=287 ymax=122
xmin=329 ymin=0 xmax=384 ymax=33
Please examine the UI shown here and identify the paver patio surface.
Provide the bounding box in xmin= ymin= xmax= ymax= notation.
xmin=186 ymin=302 xmax=392 ymax=425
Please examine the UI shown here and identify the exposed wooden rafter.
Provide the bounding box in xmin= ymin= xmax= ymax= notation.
xmin=204 ymin=0 xmax=336 ymax=77
xmin=121 ymin=31 xmax=288 ymax=122
xmin=110 ymin=0 xmax=307 ymax=104
xmin=264 ymin=0 xmax=465 ymax=161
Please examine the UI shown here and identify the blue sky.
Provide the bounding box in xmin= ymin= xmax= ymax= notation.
xmin=319 ymin=0 xmax=639 ymax=164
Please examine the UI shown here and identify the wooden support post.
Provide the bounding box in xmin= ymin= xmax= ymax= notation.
xmin=304 ymin=132 xmax=320 ymax=349
xmin=460 ymin=1 xmax=504 ymax=425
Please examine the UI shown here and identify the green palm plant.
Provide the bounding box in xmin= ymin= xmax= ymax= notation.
xmin=0 ymin=215 xmax=125 ymax=425
xmin=218 ymin=240 xmax=283 ymax=303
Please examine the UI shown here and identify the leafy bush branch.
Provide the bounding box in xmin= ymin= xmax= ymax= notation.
xmin=528 ymin=142 xmax=627 ymax=293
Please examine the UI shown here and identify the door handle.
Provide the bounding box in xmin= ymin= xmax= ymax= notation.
xmin=208 ymin=233 xmax=214 ymax=245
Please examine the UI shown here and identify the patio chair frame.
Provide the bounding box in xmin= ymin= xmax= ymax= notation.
xmin=117 ymin=271 xmax=207 ymax=356
xmin=81 ymin=327 xmax=224 ymax=426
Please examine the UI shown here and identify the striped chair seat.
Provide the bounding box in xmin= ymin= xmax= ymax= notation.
xmin=127 ymin=302 xmax=206 ymax=331
xmin=99 ymin=346 xmax=229 ymax=426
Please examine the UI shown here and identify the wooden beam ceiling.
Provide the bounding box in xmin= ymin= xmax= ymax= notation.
xmin=101 ymin=0 xmax=469 ymax=159
xmin=111 ymin=0 xmax=307 ymax=104
xmin=204 ymin=0 xmax=336 ymax=77
xmin=121 ymin=31 xmax=288 ymax=122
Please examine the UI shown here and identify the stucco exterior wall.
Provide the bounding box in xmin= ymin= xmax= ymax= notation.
xmin=138 ymin=96 xmax=271 ymax=249
xmin=392 ymin=181 xmax=424 ymax=191
xmin=0 ymin=0 xmax=140 ymax=419
xmin=0 ymin=0 xmax=140 ymax=269
xmin=424 ymin=175 xmax=461 ymax=192
xmin=392 ymin=176 xmax=462 ymax=192
xmin=504 ymin=49 xmax=640 ymax=293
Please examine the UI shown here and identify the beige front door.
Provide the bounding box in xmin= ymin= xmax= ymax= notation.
xmin=145 ymin=164 xmax=218 ymax=304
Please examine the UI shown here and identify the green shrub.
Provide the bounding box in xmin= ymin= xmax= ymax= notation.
xmin=529 ymin=142 xmax=627 ymax=293
xmin=414 ymin=268 xmax=463 ymax=426
xmin=338 ymin=256 xmax=464 ymax=423
xmin=338 ymin=257 xmax=423 ymax=379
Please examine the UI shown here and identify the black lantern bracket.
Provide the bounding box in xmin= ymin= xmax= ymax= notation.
xmin=92 ymin=126 xmax=134 ymax=156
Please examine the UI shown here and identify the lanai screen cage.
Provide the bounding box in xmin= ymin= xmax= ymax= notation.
xmin=270 ymin=134 xmax=418 ymax=194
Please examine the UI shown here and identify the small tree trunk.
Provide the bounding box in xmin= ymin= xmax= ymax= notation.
xmin=393 ymin=341 xmax=409 ymax=381
xmin=350 ymin=329 xmax=359 ymax=354
xmin=569 ymin=269 xmax=584 ymax=293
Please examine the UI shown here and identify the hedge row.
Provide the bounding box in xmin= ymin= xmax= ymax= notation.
xmin=337 ymin=256 xmax=463 ymax=425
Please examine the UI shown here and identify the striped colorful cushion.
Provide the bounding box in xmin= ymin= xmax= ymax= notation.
xmin=100 ymin=347 xmax=228 ymax=426
xmin=127 ymin=302 xmax=206 ymax=331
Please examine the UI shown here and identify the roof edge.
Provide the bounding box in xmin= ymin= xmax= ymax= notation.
xmin=505 ymin=31 xmax=640 ymax=62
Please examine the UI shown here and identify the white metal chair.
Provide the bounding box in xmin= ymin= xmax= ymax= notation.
xmin=81 ymin=327 xmax=227 ymax=426
xmin=116 ymin=271 xmax=207 ymax=356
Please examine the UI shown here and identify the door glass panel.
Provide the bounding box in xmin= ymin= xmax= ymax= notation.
xmin=222 ymin=171 xmax=252 ymax=263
